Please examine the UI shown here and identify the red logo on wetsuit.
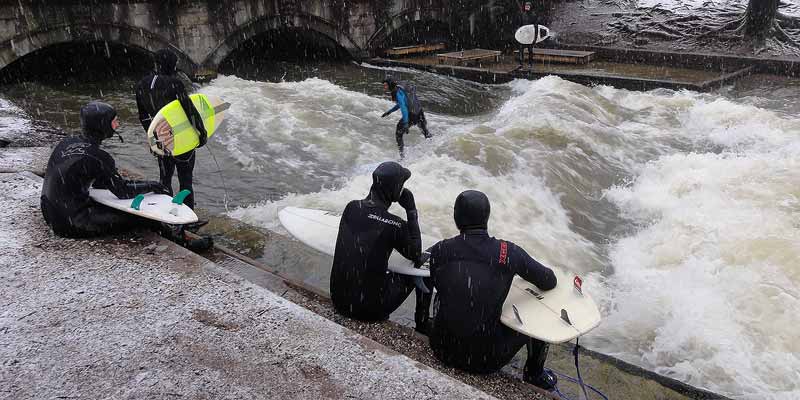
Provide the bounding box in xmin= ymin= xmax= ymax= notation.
xmin=499 ymin=241 xmax=508 ymax=265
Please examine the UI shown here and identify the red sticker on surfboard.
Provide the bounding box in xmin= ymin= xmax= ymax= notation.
xmin=574 ymin=275 xmax=583 ymax=296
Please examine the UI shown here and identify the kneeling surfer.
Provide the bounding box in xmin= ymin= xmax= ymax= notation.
xmin=40 ymin=101 xmax=210 ymax=249
xmin=427 ymin=190 xmax=559 ymax=391
xmin=330 ymin=161 xmax=432 ymax=333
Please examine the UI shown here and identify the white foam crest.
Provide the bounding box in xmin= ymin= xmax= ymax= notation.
xmin=201 ymin=75 xmax=402 ymax=180
xmin=589 ymin=148 xmax=800 ymax=399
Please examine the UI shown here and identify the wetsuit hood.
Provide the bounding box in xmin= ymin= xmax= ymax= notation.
xmin=454 ymin=190 xmax=490 ymax=231
xmin=80 ymin=101 xmax=117 ymax=142
xmin=383 ymin=77 xmax=399 ymax=101
xmin=155 ymin=49 xmax=178 ymax=75
xmin=369 ymin=161 xmax=411 ymax=205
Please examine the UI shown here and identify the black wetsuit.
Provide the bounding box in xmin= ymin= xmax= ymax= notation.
xmin=330 ymin=162 xmax=431 ymax=327
xmin=517 ymin=2 xmax=539 ymax=66
xmin=427 ymin=190 xmax=558 ymax=388
xmin=135 ymin=50 xmax=206 ymax=209
xmin=41 ymin=135 xmax=165 ymax=238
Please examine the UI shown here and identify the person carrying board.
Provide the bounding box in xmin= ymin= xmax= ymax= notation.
xmin=40 ymin=102 xmax=200 ymax=247
xmin=516 ymin=0 xmax=539 ymax=67
xmin=427 ymin=190 xmax=559 ymax=391
xmin=330 ymin=161 xmax=433 ymax=334
xmin=381 ymin=78 xmax=432 ymax=159
xmin=135 ymin=49 xmax=207 ymax=211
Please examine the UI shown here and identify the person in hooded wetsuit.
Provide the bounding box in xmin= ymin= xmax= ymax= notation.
xmin=427 ymin=190 xmax=559 ymax=391
xmin=516 ymin=0 xmax=539 ymax=67
xmin=330 ymin=161 xmax=432 ymax=333
xmin=135 ymin=49 xmax=207 ymax=210
xmin=381 ymin=78 xmax=432 ymax=159
xmin=40 ymin=102 xmax=171 ymax=238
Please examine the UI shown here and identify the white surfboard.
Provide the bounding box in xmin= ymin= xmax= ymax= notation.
xmin=278 ymin=206 xmax=431 ymax=276
xmin=515 ymin=24 xmax=551 ymax=45
xmin=278 ymin=206 xmax=602 ymax=343
xmin=89 ymin=188 xmax=198 ymax=225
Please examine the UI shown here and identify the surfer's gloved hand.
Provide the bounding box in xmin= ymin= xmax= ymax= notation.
xmin=398 ymin=188 xmax=416 ymax=211
xmin=197 ymin=128 xmax=208 ymax=148
xmin=381 ymin=111 xmax=390 ymax=118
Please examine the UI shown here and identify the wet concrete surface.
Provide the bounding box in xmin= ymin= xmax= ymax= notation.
xmin=0 ymin=171 xmax=498 ymax=400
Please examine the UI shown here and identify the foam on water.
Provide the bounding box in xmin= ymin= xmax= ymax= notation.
xmin=214 ymin=73 xmax=799 ymax=399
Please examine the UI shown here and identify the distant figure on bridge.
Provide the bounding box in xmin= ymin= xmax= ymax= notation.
xmin=135 ymin=49 xmax=207 ymax=212
xmin=381 ymin=77 xmax=432 ymax=159
xmin=516 ymin=0 xmax=539 ymax=67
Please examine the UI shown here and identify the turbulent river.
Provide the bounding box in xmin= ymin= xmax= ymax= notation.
xmin=1 ymin=61 xmax=798 ymax=400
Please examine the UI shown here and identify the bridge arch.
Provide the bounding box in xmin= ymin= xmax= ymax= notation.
xmin=203 ymin=14 xmax=364 ymax=68
xmin=367 ymin=8 xmax=450 ymax=51
xmin=0 ymin=23 xmax=196 ymax=74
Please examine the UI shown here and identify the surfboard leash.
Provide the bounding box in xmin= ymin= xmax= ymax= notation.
xmin=205 ymin=144 xmax=231 ymax=212
xmin=546 ymin=337 xmax=609 ymax=400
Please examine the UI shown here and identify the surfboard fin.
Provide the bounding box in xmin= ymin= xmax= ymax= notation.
xmin=172 ymin=189 xmax=191 ymax=205
xmin=561 ymin=309 xmax=573 ymax=326
xmin=512 ymin=304 xmax=524 ymax=325
xmin=130 ymin=194 xmax=145 ymax=210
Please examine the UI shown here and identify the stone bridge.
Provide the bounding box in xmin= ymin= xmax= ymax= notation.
xmin=0 ymin=0 xmax=519 ymax=76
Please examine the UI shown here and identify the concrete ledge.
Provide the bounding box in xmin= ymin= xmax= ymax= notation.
xmin=0 ymin=146 xmax=49 ymax=175
xmin=0 ymin=172 xmax=496 ymax=400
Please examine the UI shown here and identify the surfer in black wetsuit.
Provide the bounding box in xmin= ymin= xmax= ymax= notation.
xmin=381 ymin=78 xmax=432 ymax=159
xmin=330 ymin=161 xmax=432 ymax=333
xmin=516 ymin=0 xmax=539 ymax=67
xmin=135 ymin=49 xmax=207 ymax=210
xmin=40 ymin=102 xmax=171 ymax=238
xmin=427 ymin=190 xmax=559 ymax=391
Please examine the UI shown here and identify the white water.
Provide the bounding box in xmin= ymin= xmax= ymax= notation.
xmin=203 ymin=73 xmax=798 ymax=399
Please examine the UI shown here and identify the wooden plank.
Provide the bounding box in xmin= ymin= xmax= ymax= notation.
xmin=437 ymin=49 xmax=502 ymax=66
xmin=699 ymin=66 xmax=754 ymax=90
xmin=385 ymin=43 xmax=446 ymax=57
xmin=515 ymin=48 xmax=594 ymax=64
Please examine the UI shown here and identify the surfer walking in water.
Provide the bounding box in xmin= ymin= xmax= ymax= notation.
xmin=427 ymin=190 xmax=559 ymax=391
xmin=516 ymin=0 xmax=539 ymax=67
xmin=381 ymin=77 xmax=432 ymax=159
xmin=330 ymin=161 xmax=433 ymax=334
xmin=135 ymin=49 xmax=207 ymax=211
xmin=40 ymin=102 xmax=182 ymax=240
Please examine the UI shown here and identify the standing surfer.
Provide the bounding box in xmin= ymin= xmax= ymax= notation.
xmin=381 ymin=78 xmax=432 ymax=159
xmin=330 ymin=161 xmax=432 ymax=334
xmin=427 ymin=190 xmax=559 ymax=391
xmin=135 ymin=49 xmax=207 ymax=211
xmin=516 ymin=0 xmax=539 ymax=67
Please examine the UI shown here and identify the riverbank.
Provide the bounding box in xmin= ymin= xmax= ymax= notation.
xmin=0 ymin=127 xmax=732 ymax=399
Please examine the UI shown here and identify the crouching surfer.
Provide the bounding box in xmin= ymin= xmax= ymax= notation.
xmin=40 ymin=101 xmax=211 ymax=250
xmin=427 ymin=190 xmax=559 ymax=391
xmin=330 ymin=161 xmax=432 ymax=333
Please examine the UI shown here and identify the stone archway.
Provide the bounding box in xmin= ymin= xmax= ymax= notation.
xmin=0 ymin=23 xmax=196 ymax=74
xmin=367 ymin=7 xmax=450 ymax=51
xmin=202 ymin=14 xmax=364 ymax=69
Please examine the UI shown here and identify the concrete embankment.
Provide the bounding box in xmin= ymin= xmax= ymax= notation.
xmin=0 ymin=169 xmax=496 ymax=400
xmin=0 ymin=127 xmax=732 ymax=400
